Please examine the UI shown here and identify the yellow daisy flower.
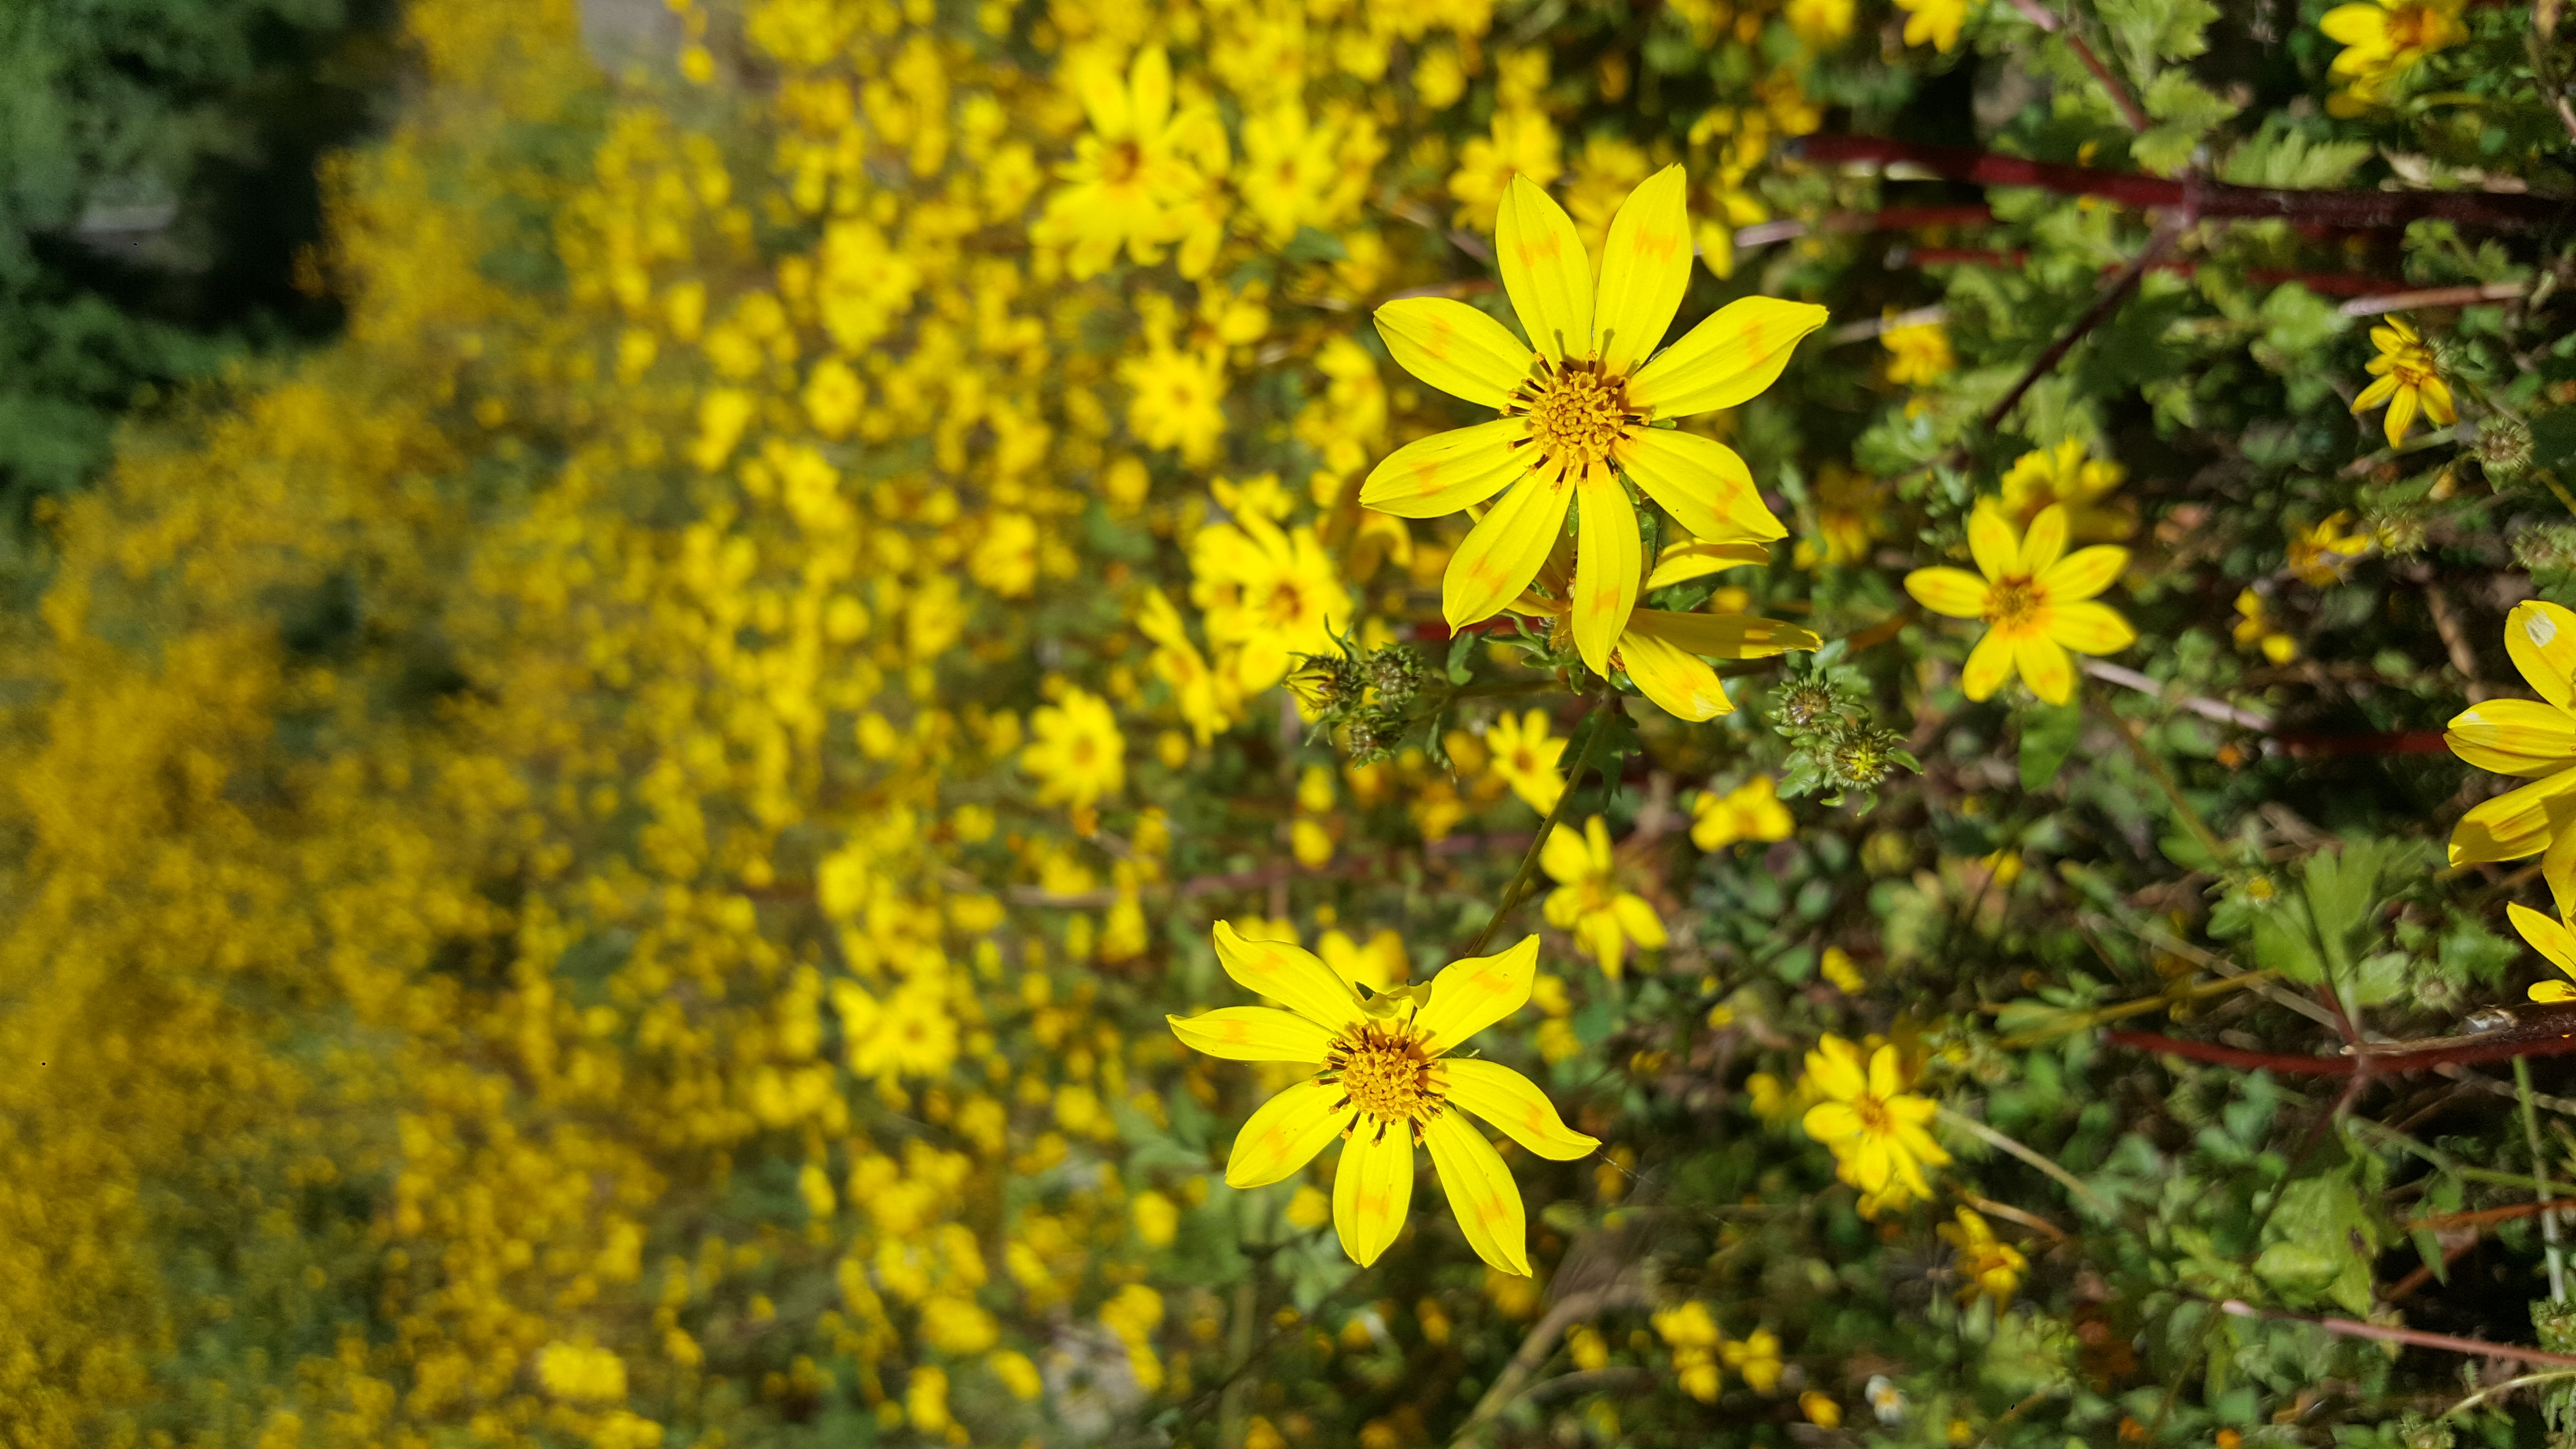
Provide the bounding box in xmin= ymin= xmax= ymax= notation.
xmin=1798 ymin=1033 xmax=1949 ymax=1205
xmin=1167 ymin=924 xmax=1598 ymax=1275
xmin=1690 ymin=775 xmax=1793 ymax=850
xmin=1022 ymin=687 xmax=1127 ymax=808
xmin=1484 ymin=709 xmax=1567 ymax=814
xmin=1881 ymin=317 xmax=1954 ymax=386
xmin=1936 ymin=1207 xmax=2027 ymax=1307
xmin=2511 ymin=902 xmax=2576 ymax=1002
xmin=1902 ymin=502 xmax=2135 ymax=706
xmin=1362 ymin=165 xmax=1824 ymax=679
xmin=2351 ymin=316 xmax=2456 ymax=449
xmin=2285 ymin=510 xmax=2373 ymax=587
xmin=1542 ymin=816 xmax=1668 ymax=978
xmin=1894 ymin=0 xmax=1970 ymax=52
xmin=2232 ymin=588 xmax=2298 ymax=665
xmin=2446 ymin=601 xmax=2576 ymax=913
xmin=1997 ymin=439 xmax=2133 ymax=543
xmin=2320 ymin=0 xmax=2466 ymax=114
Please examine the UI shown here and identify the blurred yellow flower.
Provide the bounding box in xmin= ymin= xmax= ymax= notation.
xmin=2233 ymin=589 xmax=2297 ymax=664
xmin=1895 ymin=0 xmax=1969 ymax=50
xmin=1904 ymin=502 xmax=2136 ymax=705
xmin=1365 ymin=166 xmax=1819 ymax=674
xmin=1690 ymin=775 xmax=1794 ymax=850
xmin=1998 ymin=439 xmax=2133 ymax=543
xmin=2285 ymin=511 xmax=2373 ymax=586
xmin=1722 ymin=1328 xmax=1784 ymax=1392
xmin=1882 ymin=317 xmax=1954 ymax=384
xmin=1937 ymin=1207 xmax=2027 ymax=1307
xmin=1485 ymin=709 xmax=1568 ymax=813
xmin=2321 ymin=0 xmax=2466 ymax=113
xmin=1802 ymin=1391 xmax=1844 ymax=1428
xmin=1023 ymin=687 xmax=1127 ymax=808
xmin=2351 ymin=316 xmax=2455 ymax=448
xmin=1543 ymin=816 xmax=1668 ymax=978
xmin=1168 ymin=925 xmax=1598 ymax=1274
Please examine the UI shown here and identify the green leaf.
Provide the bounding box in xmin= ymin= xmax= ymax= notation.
xmin=2018 ymin=700 xmax=2085 ymax=791
xmin=2221 ymin=119 xmax=2374 ymax=189
xmin=1443 ymin=628 xmax=1478 ymax=686
xmin=2094 ymin=0 xmax=2221 ymax=77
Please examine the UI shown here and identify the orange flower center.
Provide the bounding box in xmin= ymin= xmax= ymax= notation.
xmin=1513 ymin=358 xmax=1641 ymax=472
xmin=1101 ymin=139 xmax=1145 ymax=185
xmin=1326 ymin=1020 xmax=1441 ymax=1124
xmin=1984 ymin=575 xmax=2047 ymax=633
xmin=1853 ymin=1093 xmax=1893 ymax=1138
xmin=2387 ymin=3 xmax=2443 ymax=50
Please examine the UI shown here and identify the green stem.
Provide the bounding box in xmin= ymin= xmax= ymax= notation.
xmin=2091 ymin=688 xmax=2229 ymax=867
xmin=1937 ymin=1105 xmax=2117 ymax=1218
xmin=1462 ymin=696 xmax=1605 ymax=958
xmin=2520 ymin=1055 xmax=2569 ymax=1302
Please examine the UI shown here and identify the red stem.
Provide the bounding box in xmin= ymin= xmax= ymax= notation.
xmin=2220 ymin=1300 xmax=2576 ymax=1368
xmin=1792 ymin=135 xmax=2567 ymax=231
xmin=2109 ymin=1028 xmax=2576 ymax=1075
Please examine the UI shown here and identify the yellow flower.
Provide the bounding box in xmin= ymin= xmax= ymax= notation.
xmin=1121 ymin=339 xmax=1231 ymax=464
xmin=2350 ymin=316 xmax=2455 ymax=448
xmin=2320 ymin=0 xmax=2466 ymax=113
xmin=1936 ymin=1207 xmax=2027 ymax=1307
xmin=1507 ymin=532 xmax=1820 ymax=720
xmin=1894 ymin=0 xmax=1970 ymax=50
xmin=2232 ymin=589 xmax=2297 ymax=665
xmin=1364 ymin=167 xmax=1822 ymax=678
xmin=1819 ymin=946 xmax=1866 ymax=993
xmin=1446 ymin=108 xmax=1563 ymax=232
xmin=1801 ymin=1392 xmax=1844 ymax=1429
xmin=1998 ymin=439 xmax=2133 ymax=543
xmin=1690 ymin=775 xmax=1793 ymax=850
xmin=1795 ymin=462 xmax=1884 ymax=568
xmin=1542 ymin=816 xmax=1668 ymax=979
xmin=1136 ymin=586 xmax=1241 ymax=745
xmin=1034 ymin=48 xmax=1228 ymax=277
xmin=2446 ymin=602 xmax=2576 ymax=913
xmin=1167 ymin=925 xmax=1599 ymax=1274
xmin=1786 ymin=0 xmax=1856 ymax=46
xmin=1903 ymin=502 xmax=2136 ymax=705
xmin=1022 ymin=686 xmax=1127 ymax=808
xmin=1484 ymin=709 xmax=1568 ymax=813
xmin=2285 ymin=511 xmax=2373 ymax=587
xmin=1798 ymin=1033 xmax=1950 ymax=1206
xmin=1720 ymin=1328 xmax=1783 ymax=1392
xmin=1319 ymin=927 xmax=1409 ymax=993
xmin=1190 ymin=501 xmax=1352 ymax=696
xmin=1881 ymin=316 xmax=1954 ymax=385
xmin=2514 ymin=902 xmax=2576 ymax=1002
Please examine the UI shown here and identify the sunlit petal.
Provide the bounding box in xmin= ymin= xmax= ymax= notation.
xmin=2015 ymin=634 xmax=2074 ymax=704
xmin=1213 ymin=920 xmax=1365 ymax=1032
xmin=1626 ymin=297 xmax=1829 ymax=418
xmin=1592 ymin=164 xmax=1693 ymax=376
xmin=1619 ymin=628 xmax=1733 ymax=720
xmin=1613 ymin=428 xmax=1786 ymax=543
xmin=2016 ymin=504 xmax=2069 ymax=575
xmin=2045 ymin=600 xmax=2136 ymax=655
xmin=1224 ymin=1079 xmax=1351 ymax=1188
xmin=1625 ymin=609 xmax=1819 ymax=659
xmin=1443 ymin=1059 xmax=1601 ymax=1160
xmin=1332 ymin=1121 xmax=1416 ymax=1267
xmin=1961 ymin=628 xmax=2018 ymax=701
xmin=1413 ymin=935 xmax=1542 ymax=1054
xmin=1424 ymin=1111 xmax=1530 ymax=1275
xmin=1903 ymin=567 xmax=1991 ymax=619
xmin=2505 ymin=601 xmax=2576 ymax=712
xmin=2449 ymin=770 xmax=2576 ymax=865
xmin=1572 ymin=469 xmax=1642 ymax=676
xmin=1374 ymin=298 xmax=1536 ymax=409
xmin=1361 ymin=420 xmax=1535 ymax=518
xmin=2450 ymin=700 xmax=2576 ymax=777
xmin=1496 ymin=176 xmax=1593 ymax=363
xmin=1167 ymin=1007 xmax=1336 ymax=1063
xmin=1967 ymin=504 xmax=2019 ymax=581
xmin=1443 ymin=470 xmax=1575 ymax=628
xmin=2039 ymin=545 xmax=2128 ymax=602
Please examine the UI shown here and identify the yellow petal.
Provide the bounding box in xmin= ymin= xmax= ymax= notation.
xmin=1128 ymin=47 xmax=1172 ymax=135
xmin=1619 ymin=628 xmax=1734 ymax=720
xmin=2548 ymin=827 xmax=2576 ymax=922
xmin=1413 ymin=934 xmax=1542 ymax=1054
xmin=2351 ymin=372 xmax=2401 ymax=414
xmin=1361 ymin=420 xmax=1534 ymax=518
xmin=2449 ymin=770 xmax=2576 ymax=866
xmin=1803 ymin=1035 xmax=1865 ymax=1101
xmin=1591 ymin=164 xmax=1692 ymax=377
xmin=2447 ymin=699 xmax=2576 ymax=777
xmin=1443 ymin=1059 xmax=1600 ymax=1160
xmin=1801 ymin=1101 xmax=1862 ymax=1143
xmin=1496 ymin=175 xmax=1593 ymax=363
xmin=1168 ymin=1007 xmax=1336 ymax=1063
xmin=1572 ymin=470 xmax=1642 ymax=676
xmin=1613 ymin=892 xmax=1667 ymax=948
xmin=1643 ymin=538 xmax=1771 ymax=589
xmin=1423 ymin=1110 xmax=1530 ymax=1275
xmin=1224 ymin=1079 xmax=1351 ymax=1188
xmin=2016 ymin=634 xmax=2074 ymax=704
xmin=2421 ymin=375 xmax=2458 ymax=427
xmin=1541 ymin=823 xmax=1592 ymax=885
xmin=2511 ymin=902 xmax=2576 ymax=982
xmin=1443 ymin=469 xmax=1576 ymax=628
xmin=2318 ymin=3 xmax=2385 ymax=43
xmin=1961 ymin=628 xmax=2017 ymax=701
xmin=1625 ymin=609 xmax=1819 ymax=659
xmin=1213 ymin=920 xmax=1365 ymax=1032
xmin=2506 ymin=601 xmax=2576 ymax=712
xmin=2532 ymin=980 xmax=2576 ymax=1003
xmin=2385 ymin=385 xmax=2418 ymax=448
xmin=1373 ymin=298 xmax=1535 ymax=410
xmin=1613 ymin=428 xmax=1787 ymax=543
xmin=1625 ymin=297 xmax=1828 ymax=419
xmin=2039 ymin=545 xmax=2128 ymax=602
xmin=1967 ymin=504 xmax=2019 ymax=582
xmin=1332 ymin=1121 xmax=1415 ymax=1267
xmin=1866 ymin=1044 xmax=1901 ymax=1100
xmin=1904 ymin=567 xmax=1991 ymax=619
xmin=2045 ymin=600 xmax=2136 ymax=655
xmin=2017 ymin=504 xmax=2070 ymax=574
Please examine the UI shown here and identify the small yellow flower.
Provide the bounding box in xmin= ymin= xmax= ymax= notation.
xmin=1936 ymin=1207 xmax=2027 ymax=1307
xmin=1167 ymin=925 xmax=1600 ymax=1274
xmin=1903 ymin=502 xmax=2136 ymax=705
xmin=1722 ymin=1328 xmax=1784 ymax=1392
xmin=2232 ymin=589 xmax=2297 ymax=664
xmin=1365 ymin=167 xmax=1822 ymax=677
xmin=1894 ymin=0 xmax=1970 ymax=50
xmin=1799 ymin=1034 xmax=1950 ymax=1206
xmin=2447 ymin=602 xmax=2576 ymax=914
xmin=2350 ymin=316 xmax=2456 ymax=449
xmin=1998 ymin=439 xmax=2133 ymax=543
xmin=1882 ymin=317 xmax=1954 ymax=385
xmin=1801 ymin=1391 xmax=1844 ymax=1429
xmin=1690 ymin=775 xmax=1794 ymax=850
xmin=2320 ymin=0 xmax=2467 ymax=113
xmin=2285 ymin=511 xmax=2373 ymax=588
xmin=1484 ymin=709 xmax=1567 ymax=813
xmin=1021 ymin=687 xmax=1127 ymax=809
xmin=1796 ymin=462 xmax=1885 ymax=568
xmin=1542 ymin=816 xmax=1668 ymax=979
xmin=1819 ymin=947 xmax=1866 ymax=994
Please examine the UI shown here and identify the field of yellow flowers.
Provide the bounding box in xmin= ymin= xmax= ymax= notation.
xmin=9 ymin=0 xmax=2576 ymax=1444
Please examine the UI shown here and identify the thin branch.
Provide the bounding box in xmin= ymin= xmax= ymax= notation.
xmin=1791 ymin=134 xmax=2570 ymax=231
xmin=2004 ymin=0 xmax=2150 ymax=133
xmin=2218 ymin=1299 xmax=2576 ymax=1368
xmin=1937 ymin=1105 xmax=2118 ymax=1218
xmin=2079 ymin=659 xmax=2274 ymax=731
xmin=1985 ymin=219 xmax=2183 ymax=433
xmin=2109 ymin=1027 xmax=2576 ymax=1075
xmin=1449 ymin=1283 xmax=1650 ymax=1448
xmin=2343 ymin=280 xmax=2530 ymax=317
